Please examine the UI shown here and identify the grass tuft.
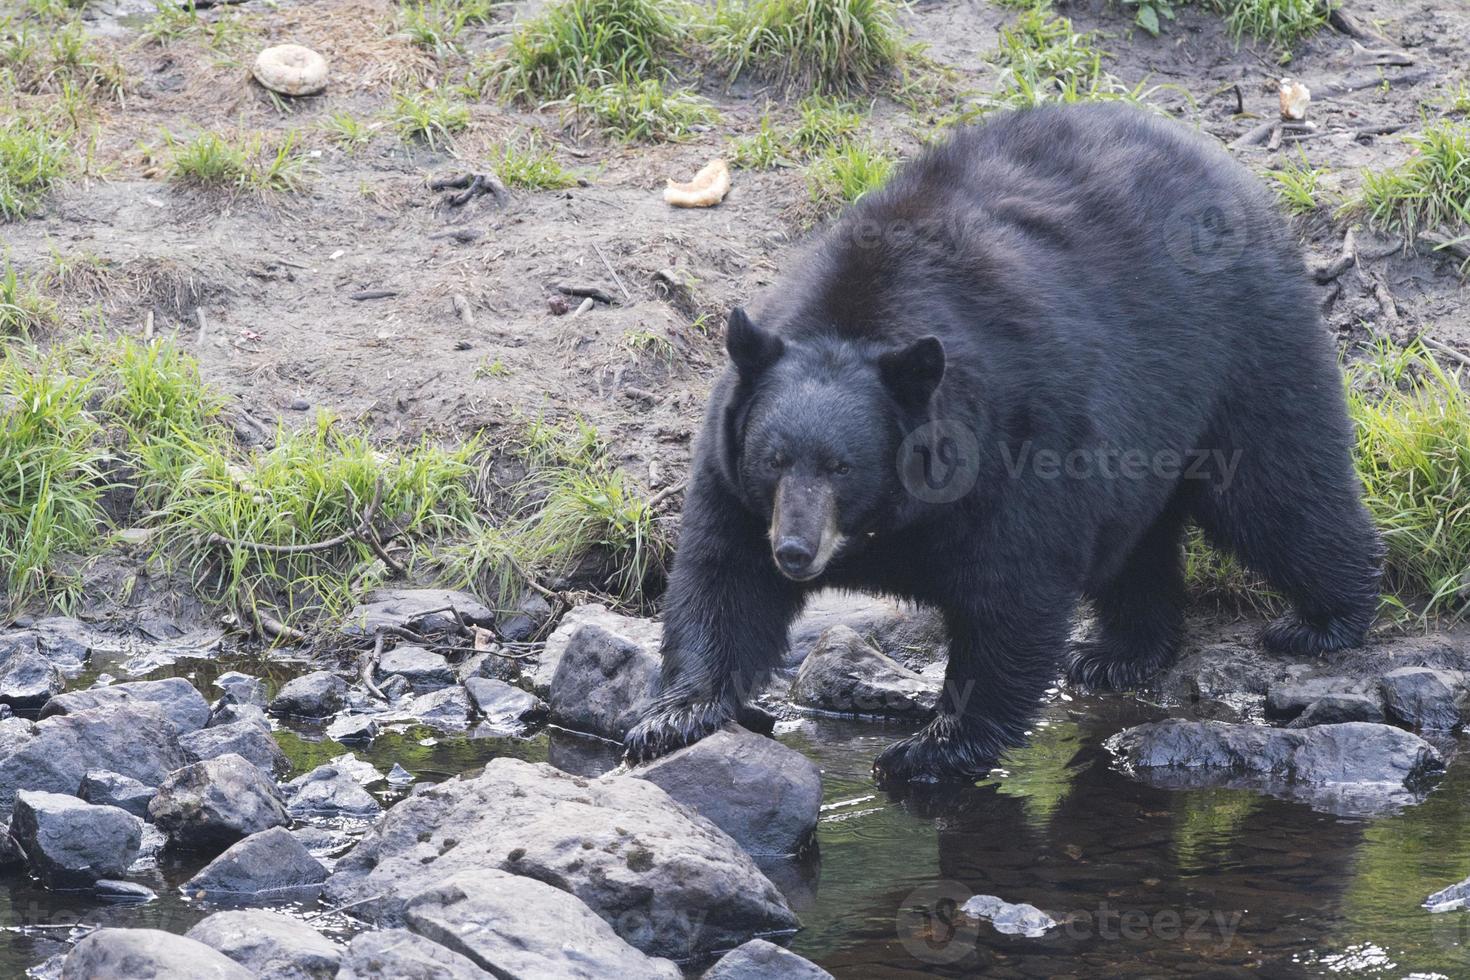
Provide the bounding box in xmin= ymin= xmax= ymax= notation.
xmin=164 ymin=129 xmax=310 ymax=193
xmin=562 ymin=78 xmax=719 ymax=143
xmin=490 ymin=138 xmax=578 ymax=189
xmin=389 ymin=88 xmax=471 ymax=149
xmin=492 ymin=0 xmax=683 ymax=103
xmin=1 ymin=258 xmax=59 ymax=336
xmin=1267 ymin=150 xmax=1326 ymax=216
xmin=0 ymin=116 xmax=70 ymax=220
xmin=709 ymin=0 xmax=903 ymax=94
xmin=730 ymin=94 xmax=862 ymax=170
xmin=1355 ymin=120 xmax=1470 ymax=244
xmin=806 ymin=139 xmax=894 ymax=211
xmin=396 ymin=0 xmax=500 ymax=56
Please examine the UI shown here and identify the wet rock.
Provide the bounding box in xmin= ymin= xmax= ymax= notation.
xmin=378 ymin=673 xmax=411 ymax=701
xmin=1161 ymin=643 xmax=1297 ymax=702
xmin=0 ymin=823 xmax=24 ymax=866
xmin=338 ymin=928 xmax=490 ymax=980
xmin=11 ymin=790 xmax=143 ymax=886
xmin=285 ymin=763 xmax=382 ymax=818
xmin=186 ymin=910 xmax=341 ymax=979
xmin=386 ymin=763 xmax=413 ymax=784
xmin=1287 ymin=693 xmax=1384 ymax=727
xmin=786 ymin=590 xmax=946 ymax=670
xmin=180 ymin=720 xmax=289 ymax=777
xmin=532 ymin=604 xmax=661 ymax=697
xmin=548 ymin=616 xmax=661 ymax=740
xmin=79 ymin=769 xmax=155 ymax=818
xmin=209 ymin=696 xmax=269 ymax=729
xmin=704 ymin=939 xmax=833 ymax=979
xmin=1424 ymin=874 xmax=1470 ymax=912
xmin=61 ymin=928 xmax=254 ymax=979
xmin=325 ymin=713 xmax=380 ymax=743
xmin=498 ymin=592 xmax=552 ymax=643
xmin=269 ymin=671 xmax=347 ymax=718
xmin=1265 ymin=675 xmax=1375 ymax=721
xmin=148 ymin=754 xmax=290 ymax=851
xmin=960 ymin=894 xmax=1059 ymax=938
xmin=0 ymin=704 xmax=187 ymax=812
xmin=377 ymin=645 xmax=455 ymax=692
xmin=95 ymin=879 xmax=157 ymax=903
xmin=405 ymin=871 xmax=681 ymax=978
xmin=457 ymin=647 xmax=519 ymax=685
xmin=629 ymin=725 xmax=820 ymax=856
xmin=791 ymin=626 xmax=940 ymax=717
xmin=0 ymin=648 xmax=65 ymax=710
xmin=465 ymin=677 xmax=547 ymax=734
xmin=392 ymin=686 xmax=473 ymax=730
xmin=214 ymin=672 xmax=268 ymax=707
xmin=183 ymin=826 xmax=328 ymax=901
xmin=42 ymin=677 xmax=210 ymax=734
xmin=1379 ymin=667 xmax=1468 ymax=731
xmin=325 ymin=757 xmax=800 ymax=960
xmin=342 ymin=588 xmax=495 ymax=639
xmin=1108 ymin=720 xmax=1443 ymax=814
xmin=9 ymin=617 xmax=94 ymax=672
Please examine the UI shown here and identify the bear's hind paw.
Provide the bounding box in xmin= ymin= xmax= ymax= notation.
xmin=622 ymin=701 xmax=731 ymax=764
xmin=872 ymin=718 xmax=1004 ymax=786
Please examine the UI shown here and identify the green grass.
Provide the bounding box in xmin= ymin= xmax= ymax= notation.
xmin=730 ymin=114 xmax=786 ymax=169
xmin=322 ymin=111 xmax=378 ymax=152
xmin=492 ymin=0 xmax=684 ymax=103
xmin=164 ymin=129 xmax=310 ymax=193
xmin=806 ymin=139 xmax=894 ymax=210
xmin=1217 ymin=0 xmax=1324 ymax=50
xmin=139 ymin=1 xmax=256 ymax=51
xmin=1267 ymin=151 xmax=1326 ymax=215
xmin=709 ymin=0 xmax=903 ymax=94
xmin=1 ymin=258 xmax=59 ymax=336
xmin=389 ymin=88 xmax=471 ymax=149
xmin=490 ymin=138 xmax=578 ymax=190
xmin=1355 ymin=121 xmax=1470 ymax=244
xmin=0 ymin=21 xmax=126 ymax=99
xmin=730 ymin=94 xmax=862 ymax=170
xmin=562 ymin=78 xmax=719 ymax=143
xmin=988 ymin=9 xmax=1113 ymax=107
xmin=397 ymin=0 xmax=499 ymax=56
xmin=0 ymin=115 xmax=70 ymax=220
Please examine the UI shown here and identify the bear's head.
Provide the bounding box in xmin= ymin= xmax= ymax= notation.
xmin=717 ymin=307 xmax=945 ymax=582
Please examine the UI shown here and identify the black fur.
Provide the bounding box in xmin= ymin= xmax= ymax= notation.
xmin=622 ymin=103 xmax=1383 ymax=783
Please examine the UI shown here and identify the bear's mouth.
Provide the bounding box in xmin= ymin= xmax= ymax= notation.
xmin=770 ymin=477 xmax=844 ymax=581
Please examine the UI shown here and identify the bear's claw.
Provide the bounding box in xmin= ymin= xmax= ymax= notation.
xmin=872 ymin=715 xmax=1003 ymax=785
xmin=622 ymin=700 xmax=732 ymax=764
xmin=1064 ymin=640 xmax=1172 ymax=692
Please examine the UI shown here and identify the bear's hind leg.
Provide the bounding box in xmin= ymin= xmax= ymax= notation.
xmin=1065 ymin=508 xmax=1187 ymax=691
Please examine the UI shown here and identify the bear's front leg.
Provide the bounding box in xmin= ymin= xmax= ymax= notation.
xmin=873 ymin=594 xmax=1073 ymax=784
xmin=624 ymin=481 xmax=804 ymax=763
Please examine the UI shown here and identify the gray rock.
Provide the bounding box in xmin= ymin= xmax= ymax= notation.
xmin=62 ymin=928 xmax=254 ymax=979
xmin=1107 ymin=719 xmax=1443 ymax=814
xmin=285 ymin=763 xmax=382 ymax=817
xmin=548 ymin=617 xmax=661 ymax=740
xmin=325 ymin=757 xmax=800 ymax=960
xmin=1425 ymin=874 xmax=1470 ymax=912
xmin=148 ymin=754 xmax=290 ymax=851
xmin=1266 ymin=675 xmax=1375 ymax=721
xmin=183 ymin=826 xmax=328 ymax=901
xmin=786 ymin=590 xmax=946 ymax=670
xmin=465 ymin=677 xmax=547 ymax=734
xmin=269 ymin=671 xmax=348 ymax=718
xmin=181 ymin=720 xmax=289 ymax=777
xmin=11 ymin=790 xmax=143 ymax=886
xmin=9 ymin=617 xmax=94 ymax=672
xmin=95 ymin=879 xmax=157 ymax=903
xmin=703 ymin=939 xmax=833 ymax=979
xmin=0 ymin=704 xmax=187 ymax=812
xmin=0 ymin=822 xmax=24 ymax=865
xmin=791 ymin=626 xmax=939 ymax=717
xmin=532 ymin=604 xmax=661 ymax=697
xmin=497 ymin=592 xmax=552 ymax=643
xmin=209 ymin=698 xmax=269 ymax=729
xmin=1287 ymin=693 xmax=1385 ymax=727
xmin=342 ymin=588 xmax=495 ymax=638
xmin=1380 ymin=666 xmax=1468 ymax=731
xmin=186 ymin=910 xmax=341 ymax=980
xmin=325 ymin=713 xmax=380 ymax=743
xmin=391 ymin=686 xmax=473 ymax=731
xmin=79 ymin=770 xmax=155 ymax=818
xmin=1161 ymin=643 xmax=1296 ymax=702
xmin=214 ymin=672 xmax=268 ymax=707
xmin=41 ymin=677 xmax=210 ymax=734
xmin=377 ymin=645 xmax=455 ymax=692
xmin=456 ymin=647 xmax=519 ymax=685
xmin=405 ymin=871 xmax=681 ymax=979
xmin=338 ymin=929 xmax=491 ymax=979
xmin=960 ymin=894 xmax=1058 ymax=938
xmin=0 ymin=648 xmax=64 ymax=710
xmin=629 ymin=726 xmax=820 ymax=856
xmin=378 ymin=673 xmax=411 ymax=701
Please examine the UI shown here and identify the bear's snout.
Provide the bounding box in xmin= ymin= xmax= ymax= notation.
xmin=770 ymin=477 xmax=842 ymax=581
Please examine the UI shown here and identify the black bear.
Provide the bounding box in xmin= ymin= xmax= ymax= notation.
xmin=624 ymin=102 xmax=1383 ymax=783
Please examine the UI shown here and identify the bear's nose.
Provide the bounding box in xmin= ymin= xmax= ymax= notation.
xmin=775 ymin=538 xmax=815 ymax=576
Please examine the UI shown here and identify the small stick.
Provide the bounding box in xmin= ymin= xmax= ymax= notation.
xmin=143 ymin=310 xmax=154 ymax=340
xmin=593 ymin=243 xmax=631 ymax=301
xmin=571 ymin=296 xmax=595 ymax=317
xmin=1314 ymin=227 xmax=1358 ymax=283
xmin=306 ymin=894 xmax=383 ymax=921
xmin=1231 ymin=119 xmax=1279 ymax=149
xmin=1422 ymin=336 xmax=1470 ymax=369
xmin=255 ymin=608 xmax=307 ymax=644
xmin=210 ymin=479 xmax=385 ymax=555
xmin=452 ymin=293 xmax=475 ymax=328
xmin=361 ymin=633 xmax=389 ymax=702
xmin=556 ymin=284 xmax=616 ymax=304
xmin=1314 ymin=67 xmax=1437 ymax=99
xmin=1372 ymin=280 xmax=1399 ymax=324
xmin=647 ymin=479 xmax=688 ymax=509
xmin=350 ymin=290 xmax=398 ymax=301
xmin=196 ymin=307 xmax=209 ymax=345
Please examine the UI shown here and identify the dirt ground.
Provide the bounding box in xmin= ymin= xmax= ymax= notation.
xmin=7 ymin=0 xmax=1470 ymax=514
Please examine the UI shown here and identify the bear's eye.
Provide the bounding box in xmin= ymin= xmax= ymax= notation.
xmin=768 ymin=455 xmax=789 ymax=471
xmin=832 ymin=461 xmax=851 ymax=476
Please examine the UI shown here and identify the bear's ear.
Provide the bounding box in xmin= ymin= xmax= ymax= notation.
xmin=878 ymin=336 xmax=945 ymax=407
xmin=726 ymin=307 xmax=784 ymax=378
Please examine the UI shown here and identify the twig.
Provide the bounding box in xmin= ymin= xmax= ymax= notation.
xmin=556 ymin=284 xmax=616 ymax=304
xmin=143 ymin=310 xmax=154 ymax=341
xmin=1418 ymin=231 xmax=1470 ymax=263
xmin=452 ymin=293 xmax=475 ymax=328
xmin=1372 ymin=280 xmax=1400 ymax=324
xmin=1422 ymin=336 xmax=1470 ymax=369
xmin=196 ymin=307 xmax=209 ymax=345
xmin=647 ymin=479 xmax=688 ymax=509
xmin=361 ymin=633 xmax=388 ymax=702
xmin=306 ymin=894 xmax=383 ymax=921
xmin=1314 ymin=67 xmax=1437 ymax=100
xmin=365 ymin=533 xmax=406 ymax=578
xmin=210 ymin=479 xmax=385 ymax=555
xmin=1353 ymin=123 xmax=1408 ymax=139
xmin=254 ymin=608 xmax=307 ymax=645
xmin=1231 ymin=119 xmax=1280 ymax=149
xmin=593 ymin=243 xmax=631 ymax=301
xmin=1314 ymin=228 xmax=1358 ymax=283
xmin=1349 ymin=41 xmax=1414 ymax=67
xmin=350 ymin=290 xmax=398 ymax=301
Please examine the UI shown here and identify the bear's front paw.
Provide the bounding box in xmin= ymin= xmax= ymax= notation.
xmin=872 ymin=716 xmax=1004 ymax=785
xmin=623 ymin=700 xmax=732 ymax=764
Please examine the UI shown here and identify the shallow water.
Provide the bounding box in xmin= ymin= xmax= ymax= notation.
xmin=4 ymin=655 xmax=1470 ymax=978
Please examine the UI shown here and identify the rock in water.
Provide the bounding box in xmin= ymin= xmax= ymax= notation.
xmin=703 ymin=939 xmax=833 ymax=979
xmin=324 ymin=757 xmax=799 ymax=959
xmin=10 ymin=790 xmax=143 ymax=887
xmin=149 ymin=754 xmax=290 ymax=851
xmin=532 ymin=604 xmax=662 ymax=697
xmin=41 ymin=677 xmax=211 ymax=733
xmin=1424 ymin=874 xmax=1470 ymax=912
xmin=1379 ymin=667 xmax=1468 ymax=731
xmin=78 ymin=769 xmax=155 ymax=818
xmin=465 ymin=677 xmax=547 ymax=734
xmin=404 ymin=871 xmax=681 ymax=978
xmin=186 ymin=910 xmax=342 ymax=979
xmin=251 ymin=44 xmax=328 ymax=97
xmin=180 ymin=720 xmax=290 ymax=777
xmin=377 ymin=645 xmax=455 ymax=692
xmin=628 ymin=726 xmax=820 ymax=856
xmin=548 ymin=620 xmax=661 ymax=740
xmin=0 ymin=648 xmax=64 ymax=711
xmin=269 ymin=672 xmax=347 ymax=718
xmin=337 ymin=929 xmax=489 ymax=980
xmin=62 ymin=928 xmax=253 ymax=979
xmin=1287 ymin=693 xmax=1384 ymax=727
xmin=183 ymin=827 xmax=328 ymax=901
xmin=791 ymin=626 xmax=939 ymax=717
xmin=1265 ymin=675 xmax=1376 ymax=721
xmin=214 ymin=672 xmax=268 ymax=707
xmin=1107 ymin=719 xmax=1443 ymax=814
xmin=786 ymin=590 xmax=946 ymax=670
xmin=960 ymin=894 xmax=1058 ymax=938
xmin=285 ymin=763 xmax=382 ymax=818
xmin=342 ymin=588 xmax=495 ymax=638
